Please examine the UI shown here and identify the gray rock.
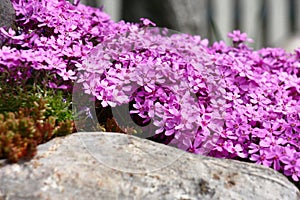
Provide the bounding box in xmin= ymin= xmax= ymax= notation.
xmin=0 ymin=132 xmax=299 ymax=200
xmin=0 ymin=0 xmax=15 ymax=28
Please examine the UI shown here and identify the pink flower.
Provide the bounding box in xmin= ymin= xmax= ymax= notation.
xmin=228 ymin=30 xmax=253 ymax=43
xmin=250 ymin=150 xmax=272 ymax=167
xmin=224 ymin=141 xmax=247 ymax=158
xmin=58 ymin=69 xmax=76 ymax=81
xmin=265 ymin=146 xmax=286 ymax=171
xmin=140 ymin=18 xmax=156 ymax=27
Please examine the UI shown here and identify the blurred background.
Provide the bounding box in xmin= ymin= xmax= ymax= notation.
xmin=78 ymin=0 xmax=300 ymax=51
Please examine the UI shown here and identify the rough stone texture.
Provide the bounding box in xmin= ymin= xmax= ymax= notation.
xmin=0 ymin=0 xmax=15 ymax=28
xmin=0 ymin=132 xmax=299 ymax=200
xmin=166 ymin=0 xmax=207 ymax=36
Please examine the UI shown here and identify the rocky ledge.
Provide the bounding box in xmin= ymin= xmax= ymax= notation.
xmin=0 ymin=132 xmax=299 ymax=200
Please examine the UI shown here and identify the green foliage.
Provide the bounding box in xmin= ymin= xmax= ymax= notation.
xmin=0 ymin=78 xmax=75 ymax=163
xmin=35 ymin=86 xmax=74 ymax=123
xmin=0 ymin=78 xmax=73 ymax=123
xmin=0 ymin=98 xmax=74 ymax=163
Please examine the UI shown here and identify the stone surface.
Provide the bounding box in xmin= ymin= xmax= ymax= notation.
xmin=0 ymin=132 xmax=299 ymax=200
xmin=0 ymin=0 xmax=15 ymax=28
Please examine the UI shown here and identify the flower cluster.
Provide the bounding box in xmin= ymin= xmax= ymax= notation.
xmin=77 ymin=27 xmax=222 ymax=152
xmin=207 ymin=33 xmax=300 ymax=182
xmin=0 ymin=0 xmax=299 ymax=185
xmin=80 ymin=26 xmax=300 ymax=183
xmin=0 ymin=0 xmax=114 ymax=90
